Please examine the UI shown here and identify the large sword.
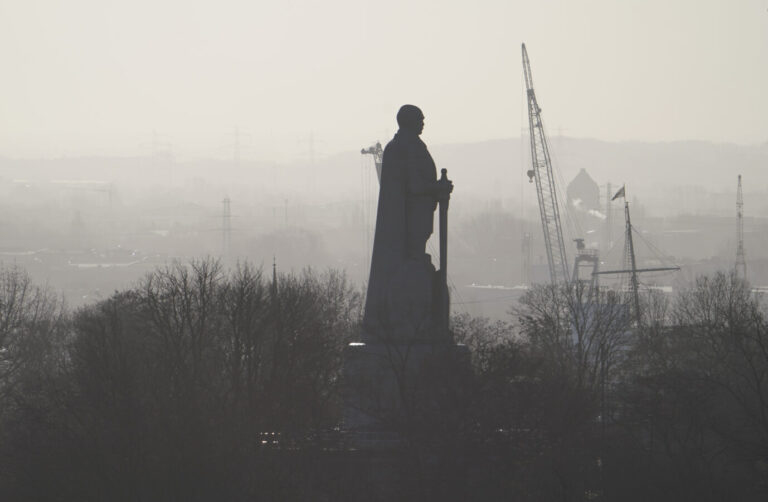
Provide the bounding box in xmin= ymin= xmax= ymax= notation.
xmin=438 ymin=168 xmax=451 ymax=337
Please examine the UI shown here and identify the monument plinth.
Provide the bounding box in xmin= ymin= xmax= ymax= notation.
xmin=343 ymin=105 xmax=470 ymax=437
xmin=343 ymin=341 xmax=470 ymax=435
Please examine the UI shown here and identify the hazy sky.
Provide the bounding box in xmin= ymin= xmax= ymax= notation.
xmin=1 ymin=0 xmax=766 ymax=160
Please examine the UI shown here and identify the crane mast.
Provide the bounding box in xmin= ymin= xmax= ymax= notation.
xmin=522 ymin=43 xmax=569 ymax=284
xmin=736 ymin=174 xmax=746 ymax=279
xmin=361 ymin=142 xmax=383 ymax=184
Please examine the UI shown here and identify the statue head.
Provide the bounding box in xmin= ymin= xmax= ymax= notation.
xmin=396 ymin=105 xmax=424 ymax=135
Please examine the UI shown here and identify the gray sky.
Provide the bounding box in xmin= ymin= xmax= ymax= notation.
xmin=1 ymin=0 xmax=766 ymax=160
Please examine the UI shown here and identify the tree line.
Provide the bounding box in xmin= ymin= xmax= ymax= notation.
xmin=0 ymin=261 xmax=765 ymax=501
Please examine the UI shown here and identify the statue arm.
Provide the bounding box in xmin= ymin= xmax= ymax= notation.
xmin=405 ymin=148 xmax=439 ymax=196
xmin=407 ymin=173 xmax=438 ymax=196
xmin=406 ymin=150 xmax=452 ymax=200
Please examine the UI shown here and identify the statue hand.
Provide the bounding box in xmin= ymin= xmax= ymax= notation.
xmin=436 ymin=178 xmax=453 ymax=201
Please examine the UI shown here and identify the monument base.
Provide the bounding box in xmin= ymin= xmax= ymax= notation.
xmin=342 ymin=340 xmax=471 ymax=443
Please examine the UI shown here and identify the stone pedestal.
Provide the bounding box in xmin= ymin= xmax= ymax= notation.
xmin=343 ymin=340 xmax=471 ymax=440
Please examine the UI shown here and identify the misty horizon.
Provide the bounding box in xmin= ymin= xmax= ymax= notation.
xmin=2 ymin=1 xmax=766 ymax=160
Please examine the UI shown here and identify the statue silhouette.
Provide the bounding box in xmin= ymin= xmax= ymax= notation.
xmin=363 ymin=105 xmax=453 ymax=342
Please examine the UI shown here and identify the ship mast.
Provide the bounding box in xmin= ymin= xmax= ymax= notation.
xmin=595 ymin=187 xmax=679 ymax=324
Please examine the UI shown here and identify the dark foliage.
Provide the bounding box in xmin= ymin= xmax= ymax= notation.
xmin=0 ymin=265 xmax=767 ymax=501
xmin=0 ymin=260 xmax=362 ymax=501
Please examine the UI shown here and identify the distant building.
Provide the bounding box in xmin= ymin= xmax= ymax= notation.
xmin=567 ymin=168 xmax=600 ymax=212
xmin=566 ymin=168 xmax=602 ymax=247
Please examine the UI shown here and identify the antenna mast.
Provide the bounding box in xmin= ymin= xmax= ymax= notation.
xmin=736 ymin=174 xmax=746 ymax=279
xmin=522 ymin=43 xmax=569 ymax=284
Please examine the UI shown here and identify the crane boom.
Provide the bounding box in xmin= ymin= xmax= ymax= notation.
xmin=522 ymin=43 xmax=569 ymax=284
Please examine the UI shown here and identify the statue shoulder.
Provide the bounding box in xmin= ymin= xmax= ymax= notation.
xmin=383 ymin=137 xmax=407 ymax=161
xmin=394 ymin=135 xmax=428 ymax=154
xmin=383 ymin=135 xmax=429 ymax=168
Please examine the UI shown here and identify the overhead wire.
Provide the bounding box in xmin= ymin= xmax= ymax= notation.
xmin=632 ymin=227 xmax=677 ymax=268
xmin=546 ymin=128 xmax=582 ymax=254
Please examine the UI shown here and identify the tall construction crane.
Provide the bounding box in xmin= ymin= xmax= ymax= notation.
xmin=360 ymin=142 xmax=383 ymax=283
xmin=361 ymin=142 xmax=383 ymax=183
xmin=736 ymin=174 xmax=747 ymax=279
xmin=522 ymin=43 xmax=569 ymax=284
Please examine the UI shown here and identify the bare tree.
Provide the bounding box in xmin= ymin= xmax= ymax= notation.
xmin=614 ymin=271 xmax=768 ymax=502
xmin=218 ymin=262 xmax=269 ymax=411
xmin=672 ymin=271 xmax=768 ymax=462
xmin=515 ymin=282 xmax=633 ymax=392
xmin=139 ymin=258 xmax=226 ymax=403
xmin=0 ymin=265 xmax=65 ymax=406
xmin=266 ymin=268 xmax=361 ymax=431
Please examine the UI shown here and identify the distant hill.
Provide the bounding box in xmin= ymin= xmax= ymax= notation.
xmin=2 ymin=138 xmax=767 ymax=217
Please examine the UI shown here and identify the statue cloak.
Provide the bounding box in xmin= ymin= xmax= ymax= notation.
xmin=362 ymin=130 xmax=438 ymax=342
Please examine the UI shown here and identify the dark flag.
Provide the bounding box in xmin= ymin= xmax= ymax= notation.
xmin=611 ymin=185 xmax=626 ymax=201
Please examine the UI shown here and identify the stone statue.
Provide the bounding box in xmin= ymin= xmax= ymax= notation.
xmin=362 ymin=105 xmax=453 ymax=342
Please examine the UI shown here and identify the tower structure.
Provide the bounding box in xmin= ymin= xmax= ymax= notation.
xmin=736 ymin=174 xmax=747 ymax=279
xmin=233 ymin=127 xmax=241 ymax=165
xmin=572 ymin=238 xmax=599 ymax=291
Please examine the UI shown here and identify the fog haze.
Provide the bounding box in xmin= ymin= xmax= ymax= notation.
xmin=2 ymin=0 xmax=766 ymax=159
xmin=1 ymin=0 xmax=768 ymax=319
